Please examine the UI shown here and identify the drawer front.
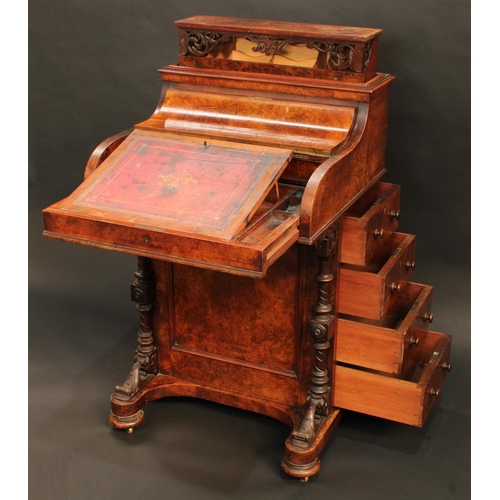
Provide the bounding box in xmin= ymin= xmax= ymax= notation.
xmin=340 ymin=182 xmax=401 ymax=266
xmin=333 ymin=330 xmax=451 ymax=427
xmin=338 ymin=233 xmax=417 ymax=319
xmin=411 ymin=329 xmax=453 ymax=424
xmin=336 ymin=283 xmax=434 ymax=375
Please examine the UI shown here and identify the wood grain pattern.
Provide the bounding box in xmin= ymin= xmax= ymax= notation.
xmin=175 ymin=16 xmax=382 ymax=41
xmin=299 ymin=85 xmax=394 ymax=243
xmin=148 ymin=245 xmax=317 ymax=408
xmin=159 ymin=65 xmax=394 ymax=101
xmin=171 ymin=247 xmax=299 ymax=373
xmin=136 ymin=88 xmax=356 ymax=157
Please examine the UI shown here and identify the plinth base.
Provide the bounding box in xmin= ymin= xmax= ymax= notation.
xmin=108 ymin=374 xmax=342 ymax=479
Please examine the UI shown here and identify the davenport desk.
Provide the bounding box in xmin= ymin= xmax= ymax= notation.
xmin=42 ymin=16 xmax=452 ymax=481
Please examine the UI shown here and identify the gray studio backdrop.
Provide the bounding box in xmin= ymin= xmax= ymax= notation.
xmin=29 ymin=1 xmax=470 ymax=499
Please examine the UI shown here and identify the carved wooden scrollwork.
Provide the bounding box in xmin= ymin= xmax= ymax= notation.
xmin=246 ymin=36 xmax=288 ymax=56
xmin=183 ymin=30 xmax=231 ymax=56
xmin=306 ymin=41 xmax=355 ymax=71
xmin=179 ymin=28 xmax=372 ymax=76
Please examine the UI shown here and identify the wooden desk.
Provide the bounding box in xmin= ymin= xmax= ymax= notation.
xmin=42 ymin=16 xmax=452 ymax=480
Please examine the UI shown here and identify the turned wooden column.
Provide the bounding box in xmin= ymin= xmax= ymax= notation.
xmin=282 ymin=223 xmax=341 ymax=479
xmin=293 ymin=224 xmax=338 ymax=446
xmin=112 ymin=256 xmax=158 ymax=402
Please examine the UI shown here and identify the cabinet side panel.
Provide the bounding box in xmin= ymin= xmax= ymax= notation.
xmin=169 ymin=245 xmax=299 ymax=373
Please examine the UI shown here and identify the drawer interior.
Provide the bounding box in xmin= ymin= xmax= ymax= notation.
xmin=336 ymin=282 xmax=433 ymax=374
xmin=340 ymin=281 xmax=432 ymax=331
xmin=338 ymin=232 xmax=417 ymax=319
xmin=342 ymin=232 xmax=415 ymax=274
xmin=344 ymin=181 xmax=400 ymax=220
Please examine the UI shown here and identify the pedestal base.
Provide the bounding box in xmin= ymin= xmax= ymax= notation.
xmin=108 ymin=374 xmax=342 ymax=479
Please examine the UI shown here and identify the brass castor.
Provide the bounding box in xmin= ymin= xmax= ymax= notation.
xmin=301 ymin=477 xmax=309 ymax=483
xmin=126 ymin=428 xmax=134 ymax=434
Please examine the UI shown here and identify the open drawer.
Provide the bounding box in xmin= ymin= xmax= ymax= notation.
xmin=336 ymin=282 xmax=434 ymax=375
xmin=43 ymin=129 xmax=302 ymax=278
xmin=333 ymin=329 xmax=452 ymax=427
xmin=340 ymin=182 xmax=401 ymax=266
xmin=338 ymin=232 xmax=417 ymax=319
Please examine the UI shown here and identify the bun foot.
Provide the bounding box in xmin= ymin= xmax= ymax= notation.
xmin=281 ymin=456 xmax=321 ymax=479
xmin=281 ymin=408 xmax=342 ymax=479
xmin=108 ymin=409 xmax=145 ymax=431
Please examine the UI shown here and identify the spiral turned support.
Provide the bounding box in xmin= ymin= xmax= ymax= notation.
xmin=112 ymin=256 xmax=158 ymax=403
xmin=291 ymin=224 xmax=338 ymax=448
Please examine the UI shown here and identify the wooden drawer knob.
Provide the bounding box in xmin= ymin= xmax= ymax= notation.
xmin=405 ymin=260 xmax=416 ymax=270
xmin=390 ymin=282 xmax=401 ymax=293
xmin=422 ymin=312 xmax=434 ymax=323
xmin=430 ymin=388 xmax=440 ymax=398
xmin=408 ymin=336 xmax=419 ymax=347
xmin=390 ymin=209 xmax=400 ymax=221
xmin=374 ymin=229 xmax=384 ymax=239
xmin=441 ymin=362 xmax=452 ymax=372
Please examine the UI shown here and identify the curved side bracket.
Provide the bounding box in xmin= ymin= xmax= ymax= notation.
xmin=299 ymin=103 xmax=368 ymax=243
xmin=300 ymin=82 xmax=392 ymax=244
xmin=83 ymin=128 xmax=133 ymax=180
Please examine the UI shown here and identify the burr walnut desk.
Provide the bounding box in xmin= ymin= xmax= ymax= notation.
xmin=42 ymin=16 xmax=452 ymax=480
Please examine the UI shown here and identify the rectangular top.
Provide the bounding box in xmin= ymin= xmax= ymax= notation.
xmin=175 ymin=16 xmax=382 ymax=42
xmin=58 ymin=130 xmax=292 ymax=240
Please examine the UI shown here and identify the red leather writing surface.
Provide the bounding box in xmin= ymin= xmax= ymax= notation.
xmin=60 ymin=131 xmax=292 ymax=239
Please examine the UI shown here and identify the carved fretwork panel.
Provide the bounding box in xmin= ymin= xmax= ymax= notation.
xmin=180 ymin=30 xmax=232 ymax=57
xmin=176 ymin=22 xmax=379 ymax=82
xmin=180 ymin=30 xmax=373 ymax=73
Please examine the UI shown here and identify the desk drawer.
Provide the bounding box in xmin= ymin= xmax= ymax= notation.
xmin=333 ymin=330 xmax=452 ymax=427
xmin=338 ymin=232 xmax=417 ymax=320
xmin=336 ymin=282 xmax=434 ymax=375
xmin=340 ymin=182 xmax=401 ymax=266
